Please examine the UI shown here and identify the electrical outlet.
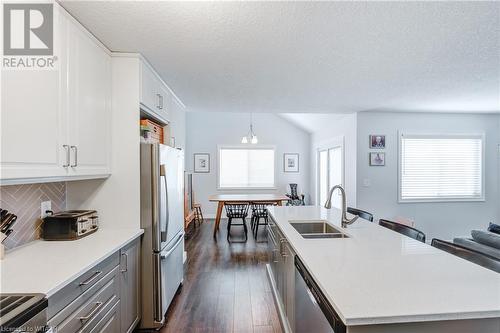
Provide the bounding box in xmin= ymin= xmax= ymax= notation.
xmin=41 ymin=201 xmax=51 ymax=218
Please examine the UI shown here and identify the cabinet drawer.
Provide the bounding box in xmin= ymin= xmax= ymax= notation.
xmin=89 ymin=299 xmax=121 ymax=333
xmin=51 ymin=266 xmax=119 ymax=333
xmin=48 ymin=252 xmax=119 ymax=319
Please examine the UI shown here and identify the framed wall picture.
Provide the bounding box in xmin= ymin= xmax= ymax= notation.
xmin=369 ymin=152 xmax=385 ymax=166
xmin=284 ymin=153 xmax=299 ymax=173
xmin=194 ymin=153 xmax=210 ymax=173
xmin=369 ymin=135 xmax=386 ymax=149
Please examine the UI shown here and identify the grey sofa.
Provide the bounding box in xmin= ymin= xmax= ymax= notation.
xmin=453 ymin=237 xmax=500 ymax=260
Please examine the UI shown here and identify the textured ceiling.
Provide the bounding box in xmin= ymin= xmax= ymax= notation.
xmin=60 ymin=1 xmax=500 ymax=113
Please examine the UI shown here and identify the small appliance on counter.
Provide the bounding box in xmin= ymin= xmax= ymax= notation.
xmin=0 ymin=293 xmax=49 ymax=332
xmin=0 ymin=209 xmax=18 ymax=259
xmin=41 ymin=210 xmax=98 ymax=241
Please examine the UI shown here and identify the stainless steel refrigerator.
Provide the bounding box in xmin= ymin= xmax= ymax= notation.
xmin=139 ymin=143 xmax=185 ymax=329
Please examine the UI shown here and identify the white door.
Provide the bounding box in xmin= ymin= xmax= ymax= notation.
xmin=318 ymin=146 xmax=344 ymax=208
xmin=67 ymin=23 xmax=111 ymax=176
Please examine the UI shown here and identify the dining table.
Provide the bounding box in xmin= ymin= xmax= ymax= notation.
xmin=208 ymin=193 xmax=289 ymax=237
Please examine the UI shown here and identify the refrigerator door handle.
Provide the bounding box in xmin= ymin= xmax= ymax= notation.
xmin=160 ymin=164 xmax=169 ymax=243
xmin=160 ymin=233 xmax=184 ymax=259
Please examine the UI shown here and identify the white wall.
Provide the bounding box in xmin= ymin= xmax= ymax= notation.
xmin=356 ymin=112 xmax=500 ymax=241
xmin=186 ymin=112 xmax=311 ymax=217
xmin=309 ymin=113 xmax=357 ymax=207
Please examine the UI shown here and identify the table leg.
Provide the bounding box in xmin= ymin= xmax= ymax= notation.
xmin=214 ymin=201 xmax=224 ymax=237
xmin=277 ymin=200 xmax=282 ymax=206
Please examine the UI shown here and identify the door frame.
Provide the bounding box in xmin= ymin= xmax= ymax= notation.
xmin=315 ymin=136 xmax=345 ymax=206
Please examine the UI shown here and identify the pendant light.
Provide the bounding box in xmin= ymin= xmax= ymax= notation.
xmin=241 ymin=112 xmax=258 ymax=144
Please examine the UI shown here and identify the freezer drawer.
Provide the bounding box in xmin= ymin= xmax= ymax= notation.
xmin=160 ymin=232 xmax=184 ymax=315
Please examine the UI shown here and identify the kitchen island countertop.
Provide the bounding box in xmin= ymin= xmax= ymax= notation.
xmin=268 ymin=205 xmax=500 ymax=326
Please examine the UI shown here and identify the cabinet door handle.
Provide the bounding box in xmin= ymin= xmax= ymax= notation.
xmin=78 ymin=301 xmax=103 ymax=322
xmin=156 ymin=94 xmax=162 ymax=109
xmin=159 ymin=94 xmax=163 ymax=109
xmin=78 ymin=270 xmax=102 ymax=286
xmin=63 ymin=145 xmax=70 ymax=167
xmin=121 ymin=253 xmax=128 ymax=273
xmin=70 ymin=146 xmax=78 ymax=167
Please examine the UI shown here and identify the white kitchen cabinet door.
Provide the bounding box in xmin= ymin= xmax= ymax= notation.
xmin=67 ymin=23 xmax=111 ymax=176
xmin=0 ymin=11 xmax=69 ymax=182
xmin=140 ymin=61 xmax=169 ymax=123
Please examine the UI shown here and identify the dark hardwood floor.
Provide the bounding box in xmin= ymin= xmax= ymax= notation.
xmin=160 ymin=219 xmax=283 ymax=333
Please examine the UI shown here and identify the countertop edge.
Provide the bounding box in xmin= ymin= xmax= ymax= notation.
xmin=44 ymin=229 xmax=144 ymax=298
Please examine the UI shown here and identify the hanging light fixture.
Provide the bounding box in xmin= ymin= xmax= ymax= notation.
xmin=241 ymin=112 xmax=258 ymax=144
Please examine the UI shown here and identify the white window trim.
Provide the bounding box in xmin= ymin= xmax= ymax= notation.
xmin=217 ymin=144 xmax=277 ymax=190
xmin=315 ymin=136 xmax=345 ymax=205
xmin=397 ymin=131 xmax=485 ymax=203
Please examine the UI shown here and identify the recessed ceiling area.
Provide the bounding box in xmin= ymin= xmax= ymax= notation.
xmin=60 ymin=1 xmax=500 ymax=113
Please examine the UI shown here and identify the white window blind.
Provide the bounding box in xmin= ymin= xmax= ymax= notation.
xmin=399 ymin=134 xmax=483 ymax=202
xmin=218 ymin=147 xmax=275 ymax=189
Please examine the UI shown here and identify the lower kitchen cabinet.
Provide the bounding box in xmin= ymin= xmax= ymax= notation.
xmin=120 ymin=239 xmax=141 ymax=333
xmin=47 ymin=239 xmax=140 ymax=333
xmin=267 ymin=217 xmax=296 ymax=332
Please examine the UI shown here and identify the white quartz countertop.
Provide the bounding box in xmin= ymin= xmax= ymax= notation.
xmin=0 ymin=228 xmax=143 ymax=297
xmin=268 ymin=206 xmax=500 ymax=326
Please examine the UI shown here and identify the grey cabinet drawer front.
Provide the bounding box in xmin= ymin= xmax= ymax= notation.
xmin=89 ymin=299 xmax=121 ymax=333
xmin=50 ymin=265 xmax=119 ymax=333
xmin=48 ymin=252 xmax=119 ymax=319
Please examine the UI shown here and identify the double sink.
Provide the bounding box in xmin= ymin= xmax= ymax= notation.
xmin=290 ymin=220 xmax=349 ymax=239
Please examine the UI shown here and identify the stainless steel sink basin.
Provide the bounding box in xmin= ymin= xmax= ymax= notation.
xmin=289 ymin=221 xmax=349 ymax=239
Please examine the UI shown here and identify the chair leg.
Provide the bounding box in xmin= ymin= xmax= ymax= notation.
xmin=243 ymin=218 xmax=248 ymax=241
xmin=198 ymin=207 xmax=204 ymax=223
xmin=227 ymin=217 xmax=232 ymax=241
xmin=254 ymin=216 xmax=260 ymax=238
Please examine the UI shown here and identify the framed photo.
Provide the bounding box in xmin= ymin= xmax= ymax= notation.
xmin=284 ymin=153 xmax=299 ymax=173
xmin=370 ymin=152 xmax=385 ymax=166
xmin=369 ymin=135 xmax=386 ymax=149
xmin=194 ymin=153 xmax=210 ymax=173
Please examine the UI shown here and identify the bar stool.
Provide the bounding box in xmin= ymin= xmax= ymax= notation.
xmin=379 ymin=219 xmax=426 ymax=243
xmin=193 ymin=203 xmax=204 ymax=226
xmin=225 ymin=202 xmax=250 ymax=242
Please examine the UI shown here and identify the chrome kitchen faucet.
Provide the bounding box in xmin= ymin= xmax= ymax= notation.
xmin=324 ymin=185 xmax=358 ymax=228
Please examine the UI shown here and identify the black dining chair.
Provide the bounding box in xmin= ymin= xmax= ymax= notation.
xmin=379 ymin=219 xmax=426 ymax=243
xmin=250 ymin=202 xmax=277 ymax=240
xmin=347 ymin=207 xmax=373 ymax=222
xmin=225 ymin=202 xmax=250 ymax=242
xmin=431 ymin=239 xmax=500 ymax=273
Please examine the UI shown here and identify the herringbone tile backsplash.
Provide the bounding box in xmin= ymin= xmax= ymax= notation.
xmin=0 ymin=182 xmax=66 ymax=250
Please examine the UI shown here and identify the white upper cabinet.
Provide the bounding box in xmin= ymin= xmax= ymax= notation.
xmin=0 ymin=4 xmax=111 ymax=184
xmin=67 ymin=20 xmax=111 ymax=176
xmin=140 ymin=61 xmax=170 ymax=123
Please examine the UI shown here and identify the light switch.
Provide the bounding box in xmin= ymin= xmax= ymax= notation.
xmin=363 ymin=178 xmax=371 ymax=187
xmin=41 ymin=201 xmax=51 ymax=218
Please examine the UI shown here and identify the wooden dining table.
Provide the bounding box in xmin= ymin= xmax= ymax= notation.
xmin=208 ymin=194 xmax=289 ymax=237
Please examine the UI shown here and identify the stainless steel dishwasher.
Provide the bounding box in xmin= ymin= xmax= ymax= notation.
xmin=294 ymin=257 xmax=346 ymax=333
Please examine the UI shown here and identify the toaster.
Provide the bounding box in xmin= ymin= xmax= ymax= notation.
xmin=42 ymin=210 xmax=98 ymax=240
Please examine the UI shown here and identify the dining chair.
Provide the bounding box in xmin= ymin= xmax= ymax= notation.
xmin=431 ymin=239 xmax=500 ymax=273
xmin=378 ymin=219 xmax=426 ymax=243
xmin=347 ymin=207 xmax=373 ymax=222
xmin=225 ymin=202 xmax=250 ymax=242
xmin=251 ymin=202 xmax=277 ymax=240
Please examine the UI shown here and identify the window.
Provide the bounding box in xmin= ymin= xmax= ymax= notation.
xmin=399 ymin=133 xmax=484 ymax=202
xmin=218 ymin=146 xmax=275 ymax=189
xmin=318 ymin=146 xmax=343 ymax=207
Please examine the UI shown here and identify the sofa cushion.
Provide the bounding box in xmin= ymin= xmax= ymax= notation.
xmin=454 ymin=237 xmax=500 ymax=260
xmin=488 ymin=222 xmax=500 ymax=235
xmin=471 ymin=230 xmax=500 ymax=250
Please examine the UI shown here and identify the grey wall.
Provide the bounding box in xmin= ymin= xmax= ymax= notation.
xmin=310 ymin=113 xmax=357 ymax=207
xmin=356 ymin=112 xmax=499 ymax=241
xmin=186 ymin=112 xmax=311 ymax=217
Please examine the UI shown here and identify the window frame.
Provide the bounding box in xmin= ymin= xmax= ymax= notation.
xmin=398 ymin=132 xmax=485 ymax=203
xmin=217 ymin=144 xmax=277 ymax=190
